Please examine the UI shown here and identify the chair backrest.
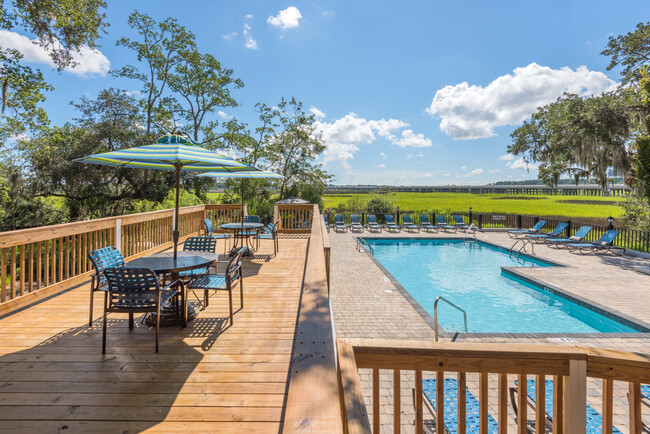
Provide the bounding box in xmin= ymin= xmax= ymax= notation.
xmin=103 ymin=267 xmax=161 ymax=308
xmin=452 ymin=215 xmax=464 ymax=225
xmin=351 ymin=214 xmax=360 ymax=224
xmin=402 ymin=214 xmax=413 ymax=224
xmin=419 ymin=214 xmax=431 ymax=224
xmin=531 ymin=220 xmax=547 ymax=231
xmin=243 ymin=215 xmax=260 ymax=223
xmin=573 ymin=226 xmax=592 ymax=240
xmin=598 ymin=230 xmax=619 ymax=246
xmin=335 ymin=214 xmax=344 ymax=224
xmin=88 ymin=247 xmax=125 ymax=286
xmin=323 ymin=215 xmax=329 ymax=226
xmin=385 ymin=214 xmax=396 ymax=224
xmin=368 ymin=214 xmax=378 ymax=224
xmin=226 ymin=247 xmax=246 ymax=284
xmin=183 ymin=236 xmax=217 ymax=253
xmin=203 ymin=218 xmax=214 ymax=236
xmin=435 ymin=214 xmax=447 ymax=225
xmin=550 ymin=222 xmax=569 ymax=235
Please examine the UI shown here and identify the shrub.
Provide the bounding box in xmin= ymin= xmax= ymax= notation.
xmin=618 ymin=195 xmax=650 ymax=230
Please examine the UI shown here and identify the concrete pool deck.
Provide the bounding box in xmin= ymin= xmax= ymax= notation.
xmin=329 ymin=228 xmax=650 ymax=433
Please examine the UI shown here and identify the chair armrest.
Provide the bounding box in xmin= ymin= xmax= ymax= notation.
xmin=162 ymin=278 xmax=185 ymax=294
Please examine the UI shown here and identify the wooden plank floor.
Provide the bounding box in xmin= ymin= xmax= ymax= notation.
xmin=0 ymin=237 xmax=309 ymax=433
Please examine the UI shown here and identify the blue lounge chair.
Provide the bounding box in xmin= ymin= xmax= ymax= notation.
xmin=402 ymin=214 xmax=420 ymax=232
xmin=384 ymin=214 xmax=401 ymax=232
xmin=350 ymin=214 xmax=364 ymax=232
xmin=367 ymin=214 xmax=383 ymax=232
xmin=422 ymin=377 xmax=499 ymax=434
xmin=566 ymin=230 xmax=624 ymax=255
xmin=435 ymin=215 xmax=457 ymax=233
xmin=511 ymin=378 xmax=621 ymax=433
xmin=334 ymin=214 xmax=348 ymax=232
xmin=508 ymin=220 xmax=547 ymax=239
xmin=526 ymin=222 xmax=568 ymax=243
xmin=419 ymin=214 xmax=439 ymax=232
xmin=544 ymin=225 xmax=592 ymax=248
xmin=452 ymin=215 xmax=477 ymax=235
xmin=323 ymin=215 xmax=330 ymax=233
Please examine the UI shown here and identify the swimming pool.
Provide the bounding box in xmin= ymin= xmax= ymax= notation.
xmin=365 ymin=238 xmax=640 ymax=334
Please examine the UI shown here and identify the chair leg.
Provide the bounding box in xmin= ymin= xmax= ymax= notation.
xmin=204 ymin=289 xmax=209 ymax=307
xmin=102 ymin=292 xmax=107 ymax=354
xmin=240 ymin=278 xmax=244 ymax=309
xmin=129 ymin=313 xmax=134 ymax=329
xmin=155 ymin=307 xmax=160 ymax=353
xmin=89 ymin=278 xmax=95 ymax=327
xmin=228 ymin=289 xmax=233 ymax=326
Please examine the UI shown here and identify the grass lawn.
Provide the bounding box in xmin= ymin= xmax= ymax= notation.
xmin=324 ymin=192 xmax=623 ymax=219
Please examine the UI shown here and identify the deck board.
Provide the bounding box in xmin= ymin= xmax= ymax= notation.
xmin=0 ymin=237 xmax=310 ymax=432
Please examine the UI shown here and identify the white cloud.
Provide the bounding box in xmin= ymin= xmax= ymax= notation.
xmin=242 ymin=24 xmax=258 ymax=50
xmin=506 ymin=157 xmax=538 ymax=170
xmin=488 ymin=169 xmax=501 ymax=174
xmin=498 ymin=154 xmax=516 ymax=161
xmin=406 ymin=152 xmax=425 ymax=159
xmin=444 ymin=173 xmax=451 ymax=177
xmin=267 ymin=6 xmax=302 ymax=30
xmin=393 ymin=129 xmax=433 ymax=148
xmin=309 ymin=106 xmax=326 ymax=119
xmin=467 ymin=168 xmax=484 ymax=176
xmin=0 ymin=30 xmax=110 ymax=77
xmin=217 ymin=110 xmax=232 ymax=120
xmin=379 ymin=152 xmax=387 ymax=159
xmin=222 ymin=32 xmax=238 ymax=40
xmin=124 ymin=90 xmax=142 ymax=98
xmin=369 ymin=118 xmax=408 ymax=140
xmin=460 ymin=165 xmax=467 ymax=170
xmin=424 ymin=173 xmax=433 ymax=177
xmin=426 ymin=62 xmax=617 ymax=140
xmin=244 ymin=14 xmax=254 ymax=19
xmin=375 ymin=164 xmax=386 ymax=168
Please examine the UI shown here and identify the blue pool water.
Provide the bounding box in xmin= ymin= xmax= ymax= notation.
xmin=366 ymin=238 xmax=639 ymax=333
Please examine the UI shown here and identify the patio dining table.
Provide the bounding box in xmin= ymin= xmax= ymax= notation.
xmin=220 ymin=222 xmax=264 ymax=256
xmin=126 ymin=251 xmax=220 ymax=327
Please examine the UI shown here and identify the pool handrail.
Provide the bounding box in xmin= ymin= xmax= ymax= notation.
xmin=433 ymin=296 xmax=468 ymax=341
xmin=357 ymin=238 xmax=374 ymax=255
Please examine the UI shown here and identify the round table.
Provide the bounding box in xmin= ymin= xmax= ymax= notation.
xmin=127 ymin=251 xmax=221 ymax=326
xmin=220 ymin=222 xmax=264 ymax=256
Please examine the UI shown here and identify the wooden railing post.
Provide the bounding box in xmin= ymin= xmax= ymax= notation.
xmin=563 ymin=359 xmax=586 ymax=434
xmin=115 ymin=218 xmax=122 ymax=253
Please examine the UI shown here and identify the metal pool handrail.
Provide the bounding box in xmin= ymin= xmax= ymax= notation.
xmin=433 ymin=296 xmax=468 ymax=341
xmin=357 ymin=238 xmax=374 ymax=255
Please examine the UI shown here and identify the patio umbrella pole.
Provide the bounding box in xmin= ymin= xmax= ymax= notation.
xmin=173 ymin=165 xmax=181 ymax=260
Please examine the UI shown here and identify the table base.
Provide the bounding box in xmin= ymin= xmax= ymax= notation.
xmin=145 ymin=302 xmax=198 ymax=327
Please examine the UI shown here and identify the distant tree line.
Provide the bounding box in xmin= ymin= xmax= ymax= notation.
xmin=0 ymin=8 xmax=331 ymax=231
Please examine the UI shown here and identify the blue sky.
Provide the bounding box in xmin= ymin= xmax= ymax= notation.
xmin=3 ymin=1 xmax=650 ymax=185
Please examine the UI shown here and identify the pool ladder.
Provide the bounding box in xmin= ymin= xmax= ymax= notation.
xmin=434 ymin=296 xmax=468 ymax=341
xmin=357 ymin=238 xmax=374 ymax=255
xmin=509 ymin=238 xmax=535 ymax=257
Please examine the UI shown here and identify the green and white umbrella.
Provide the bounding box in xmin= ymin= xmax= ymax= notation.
xmin=75 ymin=134 xmax=251 ymax=259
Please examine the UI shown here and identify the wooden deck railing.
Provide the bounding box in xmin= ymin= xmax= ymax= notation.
xmin=275 ymin=204 xmax=314 ymax=233
xmin=337 ymin=338 xmax=650 ymax=434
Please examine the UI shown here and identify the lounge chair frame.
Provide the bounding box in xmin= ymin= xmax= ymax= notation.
xmin=508 ymin=220 xmax=547 ymax=239
xmin=350 ymin=214 xmax=364 ymax=232
xmin=334 ymin=214 xmax=348 ymax=233
xmin=401 ymin=214 xmax=420 ymax=232
xmin=384 ymin=215 xmax=401 ymax=232
xmin=366 ymin=215 xmax=383 ymax=232
xmin=435 ymin=215 xmax=457 ymax=233
xmin=419 ymin=214 xmax=439 ymax=233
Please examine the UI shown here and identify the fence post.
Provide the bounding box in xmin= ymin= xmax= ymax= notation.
xmin=566 ymin=220 xmax=571 ymax=237
xmin=396 ymin=207 xmax=400 ymax=226
xmin=361 ymin=212 xmax=366 ymax=226
xmin=534 ymin=216 xmax=539 ymax=225
xmin=517 ymin=215 xmax=522 ymax=229
xmin=563 ymin=359 xmax=587 ymax=434
xmin=478 ymin=214 xmax=483 ymax=229
xmin=468 ymin=207 xmax=473 ymax=224
xmin=115 ymin=219 xmax=122 ymax=253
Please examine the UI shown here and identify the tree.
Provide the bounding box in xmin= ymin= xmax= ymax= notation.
xmin=602 ymin=22 xmax=650 ymax=85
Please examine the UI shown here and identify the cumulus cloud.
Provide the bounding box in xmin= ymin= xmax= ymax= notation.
xmin=243 ymin=24 xmax=258 ymax=49
xmin=375 ymin=164 xmax=386 ymax=168
xmin=217 ymin=110 xmax=232 ymax=120
xmin=498 ymin=154 xmax=516 ymax=161
xmin=369 ymin=118 xmax=408 ymax=140
xmin=406 ymin=152 xmax=425 ymax=159
xmin=379 ymin=152 xmax=387 ymax=159
xmin=267 ymin=6 xmax=302 ymax=30
xmin=426 ymin=62 xmax=618 ymax=140
xmin=222 ymin=32 xmax=238 ymax=40
xmin=393 ymin=129 xmax=433 ymax=148
xmin=488 ymin=169 xmax=501 ymax=174
xmin=460 ymin=165 xmax=467 ymax=170
xmin=506 ymin=158 xmax=538 ymax=170
xmin=244 ymin=14 xmax=254 ymax=19
xmin=467 ymin=168 xmax=484 ymax=176
xmin=0 ymin=30 xmax=110 ymax=77
xmin=309 ymin=106 xmax=326 ymax=119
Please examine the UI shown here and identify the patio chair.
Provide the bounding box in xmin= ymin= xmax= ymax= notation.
xmin=508 ymin=220 xmax=547 ymax=239
xmin=510 ymin=378 xmax=622 ymax=433
xmin=367 ymin=214 xmax=383 ymax=232
xmin=334 ymin=214 xmax=348 ymax=232
xmin=253 ymin=219 xmax=280 ymax=256
xmin=419 ymin=214 xmax=439 ymax=232
xmin=203 ymin=218 xmax=232 ymax=253
xmin=544 ymin=225 xmax=592 ymax=248
xmin=435 ymin=215 xmax=457 ymax=233
xmin=566 ymin=230 xmax=624 ymax=255
xmin=323 ymin=215 xmax=330 ymax=233
xmin=243 ymin=215 xmax=261 ymax=223
xmin=187 ymin=247 xmax=246 ymax=325
xmin=88 ymin=246 xmax=126 ymax=327
xmin=452 ymin=215 xmax=477 ymax=235
xmin=525 ymin=222 xmax=568 ymax=243
xmin=102 ymin=267 xmax=183 ymax=353
xmin=420 ymin=377 xmax=499 ymax=433
xmin=179 ymin=236 xmax=218 ymax=279
xmin=384 ymin=214 xmax=401 ymax=232
xmin=641 ymin=384 xmax=650 ymax=408
xmin=350 ymin=214 xmax=364 ymax=232
xmin=401 ymin=214 xmax=420 ymax=232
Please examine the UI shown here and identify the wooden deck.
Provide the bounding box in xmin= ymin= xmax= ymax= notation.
xmin=0 ymin=236 xmax=320 ymax=433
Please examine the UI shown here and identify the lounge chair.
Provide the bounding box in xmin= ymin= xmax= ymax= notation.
xmin=435 ymin=215 xmax=457 ymax=233
xmin=367 ymin=214 xmax=383 ymax=232
xmin=508 ymin=220 xmax=547 ymax=239
xmin=544 ymin=225 xmax=592 ymax=248
xmin=452 ymin=215 xmax=477 ymax=235
xmin=510 ymin=378 xmax=622 ymax=433
xmin=334 ymin=214 xmax=348 ymax=232
xmin=566 ymin=230 xmax=624 ymax=255
xmin=419 ymin=214 xmax=439 ymax=232
xmin=350 ymin=214 xmax=364 ymax=232
xmin=526 ymin=222 xmax=568 ymax=243
xmin=323 ymin=215 xmax=330 ymax=233
xmin=401 ymin=214 xmax=420 ymax=232
xmin=421 ymin=377 xmax=499 ymax=433
xmin=384 ymin=214 xmax=401 ymax=232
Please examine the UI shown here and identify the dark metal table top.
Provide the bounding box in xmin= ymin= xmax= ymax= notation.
xmin=126 ymin=251 xmax=220 ymax=274
xmin=220 ymin=222 xmax=264 ymax=230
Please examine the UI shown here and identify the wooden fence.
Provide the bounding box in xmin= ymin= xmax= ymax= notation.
xmin=274 ymin=204 xmax=314 ymax=233
xmin=337 ymin=338 xmax=650 ymax=434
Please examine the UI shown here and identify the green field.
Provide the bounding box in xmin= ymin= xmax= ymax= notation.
xmin=324 ymin=192 xmax=623 ymax=220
